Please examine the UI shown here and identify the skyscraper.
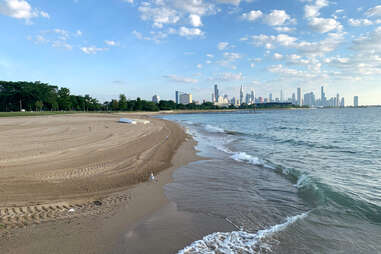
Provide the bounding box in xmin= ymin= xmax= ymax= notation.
xmin=175 ymin=91 xmax=180 ymax=104
xmin=292 ymin=93 xmax=296 ymax=104
xmin=214 ymin=84 xmax=219 ymax=102
xmin=280 ymin=89 xmax=284 ymax=102
xmin=340 ymin=97 xmax=345 ymax=107
xmin=269 ymin=93 xmax=273 ymax=102
xmin=321 ymin=86 xmax=326 ymax=107
xmin=297 ymin=88 xmax=302 ymax=106
xmin=251 ymin=89 xmax=255 ymax=103
xmin=354 ymin=96 xmax=359 ymax=107
xmin=152 ymin=95 xmax=160 ymax=103
xmin=240 ymin=85 xmax=244 ymax=105
xmin=336 ymin=94 xmax=340 ymax=107
xmin=179 ymin=93 xmax=192 ymax=105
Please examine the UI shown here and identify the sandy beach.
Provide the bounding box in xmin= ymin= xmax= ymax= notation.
xmin=0 ymin=113 xmax=199 ymax=254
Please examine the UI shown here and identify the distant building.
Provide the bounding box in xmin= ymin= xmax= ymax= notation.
xmin=340 ymin=97 xmax=345 ymax=107
xmin=251 ymin=89 xmax=255 ymax=103
xmin=214 ymin=84 xmax=219 ymax=102
xmin=152 ymin=95 xmax=160 ymax=103
xmin=179 ymin=93 xmax=192 ymax=105
xmin=304 ymin=92 xmax=315 ymax=107
xmin=354 ymin=96 xmax=359 ymax=107
xmin=321 ymin=86 xmax=326 ymax=107
xmin=280 ymin=89 xmax=284 ymax=102
xmin=240 ymin=85 xmax=244 ymax=105
xmin=269 ymin=93 xmax=273 ymax=102
xmin=292 ymin=93 xmax=296 ymax=105
xmin=175 ymin=91 xmax=180 ymax=104
xmin=336 ymin=93 xmax=340 ymax=107
xmin=297 ymin=88 xmax=302 ymax=106
xmin=258 ymin=96 xmax=264 ymax=103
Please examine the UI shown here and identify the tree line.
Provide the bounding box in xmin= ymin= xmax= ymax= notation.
xmin=0 ymin=81 xmax=227 ymax=112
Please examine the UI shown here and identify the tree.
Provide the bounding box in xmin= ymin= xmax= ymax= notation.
xmin=111 ymin=99 xmax=119 ymax=111
xmin=58 ymin=87 xmax=71 ymax=110
xmin=119 ymin=94 xmax=127 ymax=111
xmin=35 ymin=100 xmax=43 ymax=111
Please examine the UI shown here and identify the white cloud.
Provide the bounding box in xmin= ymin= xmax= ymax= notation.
xmin=263 ymin=10 xmax=291 ymax=26
xmin=352 ymin=26 xmax=381 ymax=53
xmin=218 ymin=42 xmax=229 ymax=50
xmin=0 ymin=0 xmax=49 ymax=21
xmin=189 ymin=14 xmax=202 ymax=27
xmin=197 ymin=63 xmax=203 ymax=69
xmin=123 ymin=0 xmax=133 ymax=3
xmin=273 ymin=53 xmax=283 ymax=60
xmin=303 ymin=0 xmax=342 ymax=33
xmin=76 ymin=30 xmax=82 ymax=36
xmin=208 ymin=72 xmax=243 ymax=82
xmin=348 ymin=18 xmax=373 ymax=27
xmin=366 ymin=5 xmax=381 ymax=17
xmin=81 ymin=46 xmax=108 ymax=54
xmin=163 ymin=74 xmax=198 ymax=83
xmin=247 ymin=34 xmax=298 ymax=49
xmin=274 ymin=26 xmax=295 ymax=32
xmin=206 ymin=54 xmax=214 ymax=58
xmin=304 ymin=0 xmax=328 ymax=18
xmin=241 ymin=10 xmax=263 ymax=21
xmin=308 ymin=17 xmax=342 ymax=33
xmin=178 ymin=26 xmax=204 ymax=37
xmin=105 ymin=40 xmax=118 ymax=46
xmin=138 ymin=2 xmax=180 ymax=28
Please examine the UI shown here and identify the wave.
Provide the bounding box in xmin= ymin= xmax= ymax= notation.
xmin=204 ymin=124 xmax=225 ymax=133
xmin=178 ymin=212 xmax=308 ymax=254
xmin=231 ymin=152 xmax=264 ymax=166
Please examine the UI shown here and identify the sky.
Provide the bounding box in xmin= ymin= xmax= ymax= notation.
xmin=1 ymin=0 xmax=381 ymax=105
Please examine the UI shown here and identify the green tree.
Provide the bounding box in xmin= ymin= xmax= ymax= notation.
xmin=119 ymin=94 xmax=127 ymax=111
xmin=57 ymin=87 xmax=71 ymax=110
xmin=35 ymin=100 xmax=43 ymax=111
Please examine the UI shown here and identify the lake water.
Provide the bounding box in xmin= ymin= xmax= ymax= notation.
xmin=160 ymin=108 xmax=381 ymax=253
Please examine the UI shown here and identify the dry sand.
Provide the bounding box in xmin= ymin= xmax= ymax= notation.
xmin=0 ymin=113 xmax=199 ymax=253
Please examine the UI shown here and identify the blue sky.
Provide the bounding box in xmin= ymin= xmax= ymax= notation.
xmin=1 ymin=0 xmax=381 ymax=105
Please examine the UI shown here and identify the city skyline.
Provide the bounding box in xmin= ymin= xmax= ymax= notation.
xmin=1 ymin=0 xmax=381 ymax=105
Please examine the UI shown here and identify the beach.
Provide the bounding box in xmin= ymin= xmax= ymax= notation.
xmin=0 ymin=113 xmax=199 ymax=254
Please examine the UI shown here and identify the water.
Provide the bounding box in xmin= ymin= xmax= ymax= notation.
xmin=160 ymin=108 xmax=381 ymax=253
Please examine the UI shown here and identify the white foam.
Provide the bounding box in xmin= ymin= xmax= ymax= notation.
xmin=204 ymin=124 xmax=225 ymax=133
xmin=294 ymin=174 xmax=309 ymax=189
xmin=231 ymin=152 xmax=263 ymax=166
xmin=178 ymin=212 xmax=308 ymax=254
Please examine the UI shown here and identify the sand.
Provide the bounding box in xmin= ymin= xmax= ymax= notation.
xmin=0 ymin=113 xmax=199 ymax=253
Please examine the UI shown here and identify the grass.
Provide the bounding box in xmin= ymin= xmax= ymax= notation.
xmin=0 ymin=111 xmax=77 ymax=117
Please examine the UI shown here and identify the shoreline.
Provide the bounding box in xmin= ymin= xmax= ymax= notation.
xmin=0 ymin=114 xmax=201 ymax=253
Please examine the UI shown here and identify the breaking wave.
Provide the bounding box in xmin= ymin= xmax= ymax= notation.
xmin=178 ymin=212 xmax=308 ymax=254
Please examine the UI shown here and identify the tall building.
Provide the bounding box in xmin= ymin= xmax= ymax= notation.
xmin=340 ymin=97 xmax=345 ymax=107
xmin=321 ymin=86 xmax=326 ymax=107
xmin=280 ymin=89 xmax=284 ymax=102
xmin=304 ymin=92 xmax=315 ymax=107
xmin=179 ymin=93 xmax=192 ymax=105
xmin=240 ymin=85 xmax=244 ymax=105
xmin=175 ymin=91 xmax=180 ymax=104
xmin=152 ymin=94 xmax=160 ymax=103
xmin=297 ymin=88 xmax=302 ymax=106
xmin=292 ymin=93 xmax=296 ymax=105
xmin=336 ymin=94 xmax=340 ymax=107
xmin=245 ymin=93 xmax=251 ymax=104
xmin=214 ymin=84 xmax=219 ymax=102
xmin=269 ymin=93 xmax=273 ymax=102
xmin=251 ymin=89 xmax=255 ymax=103
xmin=354 ymin=96 xmax=359 ymax=107
xmin=211 ymin=93 xmax=215 ymax=103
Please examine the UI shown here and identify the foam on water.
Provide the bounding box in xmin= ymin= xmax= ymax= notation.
xmin=204 ymin=124 xmax=225 ymax=133
xmin=231 ymin=152 xmax=264 ymax=166
xmin=178 ymin=212 xmax=308 ymax=254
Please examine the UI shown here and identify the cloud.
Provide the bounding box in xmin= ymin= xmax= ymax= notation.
xmin=241 ymin=10 xmax=263 ymax=21
xmin=366 ymin=5 xmax=381 ymax=17
xmin=178 ymin=26 xmax=204 ymax=37
xmin=348 ymin=18 xmax=373 ymax=27
xmin=0 ymin=0 xmax=49 ymax=22
xmin=208 ymin=72 xmax=243 ymax=82
xmin=241 ymin=9 xmax=294 ymax=27
xmin=352 ymin=26 xmax=381 ymax=53
xmin=273 ymin=53 xmax=283 ymax=60
xmin=123 ymin=0 xmax=133 ymax=3
xmin=263 ymin=10 xmax=292 ymax=26
xmin=274 ymin=26 xmax=295 ymax=32
xmin=197 ymin=64 xmax=203 ymax=69
xmin=303 ymin=0 xmax=342 ymax=33
xmin=105 ymin=40 xmax=118 ymax=46
xmin=189 ymin=14 xmax=202 ymax=27
xmin=81 ymin=46 xmax=108 ymax=54
xmin=218 ymin=42 xmax=229 ymax=50
xmin=163 ymin=74 xmax=198 ymax=83
xmin=308 ymin=17 xmax=342 ymax=33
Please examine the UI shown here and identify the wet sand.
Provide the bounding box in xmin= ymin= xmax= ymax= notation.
xmin=0 ymin=113 xmax=199 ymax=253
